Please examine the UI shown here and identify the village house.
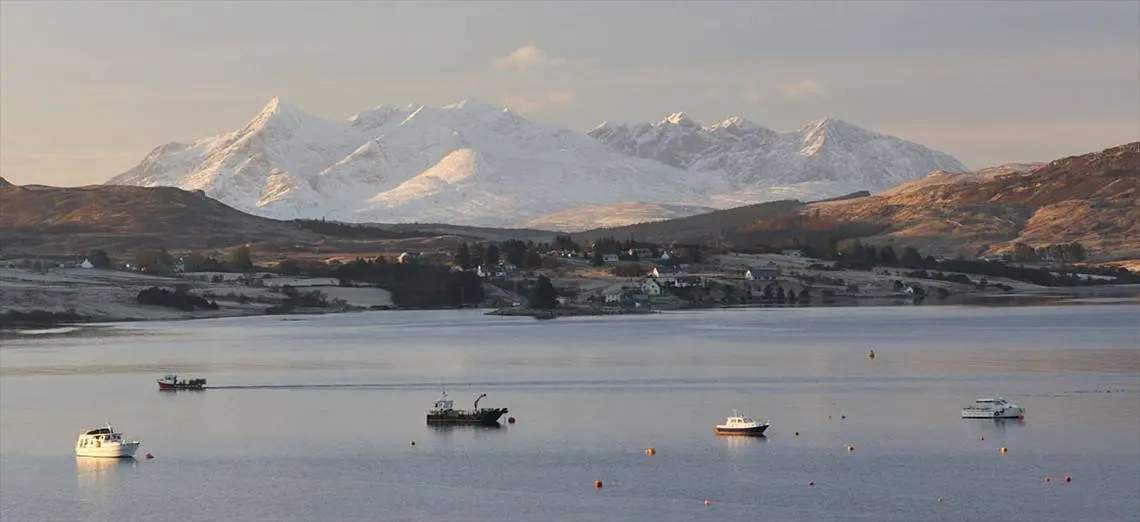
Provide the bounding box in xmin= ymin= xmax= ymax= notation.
xmin=476 ymin=264 xmax=507 ymax=279
xmin=79 ymin=258 xmax=94 ymax=269
xmin=744 ymin=267 xmax=779 ymax=281
xmin=397 ymin=252 xmax=423 ymax=264
xmin=781 ymin=249 xmax=805 ymax=257
xmin=642 ymin=278 xmax=663 ymax=296
xmin=602 ymin=254 xmax=620 ymax=264
xmin=627 ymin=248 xmax=654 ymax=259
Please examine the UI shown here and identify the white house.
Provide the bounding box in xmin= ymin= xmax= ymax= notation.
xmin=642 ymin=278 xmax=663 ymax=296
xmin=602 ymin=254 xmax=620 ymax=264
xmin=604 ymin=293 xmax=624 ymax=303
xmin=745 ymin=267 xmax=778 ymax=281
xmin=782 ymin=249 xmax=805 ymax=257
xmin=476 ymin=264 xmax=506 ymax=278
xmin=79 ymin=258 xmax=94 ymax=269
xmin=397 ymin=252 xmax=423 ymax=264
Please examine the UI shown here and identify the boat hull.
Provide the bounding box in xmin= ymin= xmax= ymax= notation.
xmin=75 ymin=442 xmax=140 ymax=458
xmin=715 ymin=424 xmax=769 ymax=436
xmin=157 ymin=381 xmax=205 ymax=391
xmin=961 ymin=409 xmax=1024 ymax=419
xmin=427 ymin=408 xmax=509 ymax=426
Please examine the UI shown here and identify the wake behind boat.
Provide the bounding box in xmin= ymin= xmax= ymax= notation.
xmin=75 ymin=424 xmax=140 ymax=458
xmin=961 ymin=397 xmax=1025 ymax=419
xmin=157 ymin=374 xmax=206 ymax=391
xmin=715 ymin=410 xmax=770 ymax=436
xmin=426 ymin=391 xmax=508 ymax=426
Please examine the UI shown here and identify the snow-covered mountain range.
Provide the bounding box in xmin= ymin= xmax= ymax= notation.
xmin=106 ymin=98 xmax=967 ymax=230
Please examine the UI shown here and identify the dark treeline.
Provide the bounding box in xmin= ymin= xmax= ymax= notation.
xmin=330 ymin=257 xmax=484 ymax=308
xmin=136 ymin=286 xmax=219 ymax=311
xmin=291 ymin=219 xmax=429 ymax=240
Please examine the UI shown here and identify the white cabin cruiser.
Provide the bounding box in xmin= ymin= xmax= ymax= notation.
xmin=961 ymin=397 xmax=1025 ymax=419
xmin=715 ymin=410 xmax=770 ymax=436
xmin=75 ymin=424 xmax=140 ymax=458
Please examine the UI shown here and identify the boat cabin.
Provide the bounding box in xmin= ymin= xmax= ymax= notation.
xmin=433 ymin=392 xmax=455 ymax=411
xmin=76 ymin=425 xmax=123 ymax=448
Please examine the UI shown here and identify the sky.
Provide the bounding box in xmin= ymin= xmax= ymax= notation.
xmin=1 ymin=0 xmax=1138 ymax=186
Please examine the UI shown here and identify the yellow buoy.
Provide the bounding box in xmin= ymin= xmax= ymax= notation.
xmin=847 ymin=444 xmax=855 ymax=452
xmin=645 ymin=448 xmax=656 ymax=456
xmin=1000 ymin=447 xmax=1008 ymax=454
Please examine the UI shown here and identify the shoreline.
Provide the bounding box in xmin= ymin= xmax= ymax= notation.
xmin=2 ymin=264 xmax=1137 ymax=333
xmin=3 ymin=293 xmax=1134 ymax=339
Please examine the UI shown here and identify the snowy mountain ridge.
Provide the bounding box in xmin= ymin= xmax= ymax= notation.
xmin=106 ymin=97 xmax=967 ymax=230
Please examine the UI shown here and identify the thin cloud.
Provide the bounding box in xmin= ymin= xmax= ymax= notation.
xmin=500 ymin=91 xmax=576 ymax=113
xmin=491 ymin=45 xmax=566 ymax=71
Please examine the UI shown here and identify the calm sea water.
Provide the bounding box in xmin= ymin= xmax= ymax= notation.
xmin=1 ymin=305 xmax=1138 ymax=521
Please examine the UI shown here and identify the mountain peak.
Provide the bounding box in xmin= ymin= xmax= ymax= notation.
xmin=710 ymin=116 xmax=763 ymax=133
xmin=0 ymin=176 xmax=12 ymax=188
xmin=443 ymin=98 xmax=499 ymax=112
xmin=662 ymin=112 xmax=699 ymax=127
xmin=246 ymin=96 xmax=315 ymax=132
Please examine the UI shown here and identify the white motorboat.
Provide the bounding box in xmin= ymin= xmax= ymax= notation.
xmin=715 ymin=410 xmax=770 ymax=436
xmin=961 ymin=397 xmax=1025 ymax=419
xmin=75 ymin=424 xmax=141 ymax=458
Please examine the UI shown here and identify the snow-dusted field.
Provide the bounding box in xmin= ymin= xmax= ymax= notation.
xmin=0 ymin=268 xmax=390 ymax=323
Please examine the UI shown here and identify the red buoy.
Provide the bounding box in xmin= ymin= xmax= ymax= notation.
xmin=594 ymin=480 xmax=603 ymax=489
xmin=144 ymin=453 xmax=154 ymax=459
xmin=808 ymin=480 xmax=814 ymax=487
xmin=508 ymin=417 xmax=516 ymax=424
xmin=1064 ymin=476 xmax=1071 ymax=483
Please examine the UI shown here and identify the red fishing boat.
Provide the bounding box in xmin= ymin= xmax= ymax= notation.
xmin=157 ymin=374 xmax=206 ymax=391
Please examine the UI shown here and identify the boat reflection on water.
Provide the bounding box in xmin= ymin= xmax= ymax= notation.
xmin=720 ymin=432 xmax=768 ymax=447
xmin=75 ymin=457 xmax=138 ymax=502
xmin=427 ymin=423 xmax=505 ymax=434
xmin=972 ymin=416 xmax=1028 ymax=435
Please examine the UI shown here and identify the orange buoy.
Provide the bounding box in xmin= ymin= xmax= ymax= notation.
xmin=508 ymin=417 xmax=516 ymax=424
xmin=645 ymin=448 xmax=656 ymax=456
xmin=594 ymin=480 xmax=603 ymax=489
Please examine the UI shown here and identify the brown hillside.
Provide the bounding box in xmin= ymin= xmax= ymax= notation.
xmin=0 ymin=183 xmax=328 ymax=256
xmin=731 ymin=142 xmax=1140 ymax=260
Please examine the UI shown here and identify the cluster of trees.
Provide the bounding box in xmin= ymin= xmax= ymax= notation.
xmin=529 ymin=275 xmax=558 ymax=310
xmin=292 ymin=219 xmax=425 ymax=240
xmin=136 ymin=286 xmax=219 ymax=311
xmin=266 ymin=285 xmax=329 ymax=314
xmin=0 ymin=309 xmax=88 ymax=329
xmin=453 ymin=240 xmax=555 ymax=271
xmin=330 ymin=257 xmax=484 ymax=308
xmin=1011 ymin=242 xmax=1087 ymax=263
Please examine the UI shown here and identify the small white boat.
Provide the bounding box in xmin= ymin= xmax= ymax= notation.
xmin=961 ymin=397 xmax=1025 ymax=419
xmin=75 ymin=424 xmax=140 ymax=458
xmin=715 ymin=410 xmax=770 ymax=436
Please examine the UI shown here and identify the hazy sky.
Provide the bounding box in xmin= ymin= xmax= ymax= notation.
xmin=2 ymin=1 xmax=1137 ymax=186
